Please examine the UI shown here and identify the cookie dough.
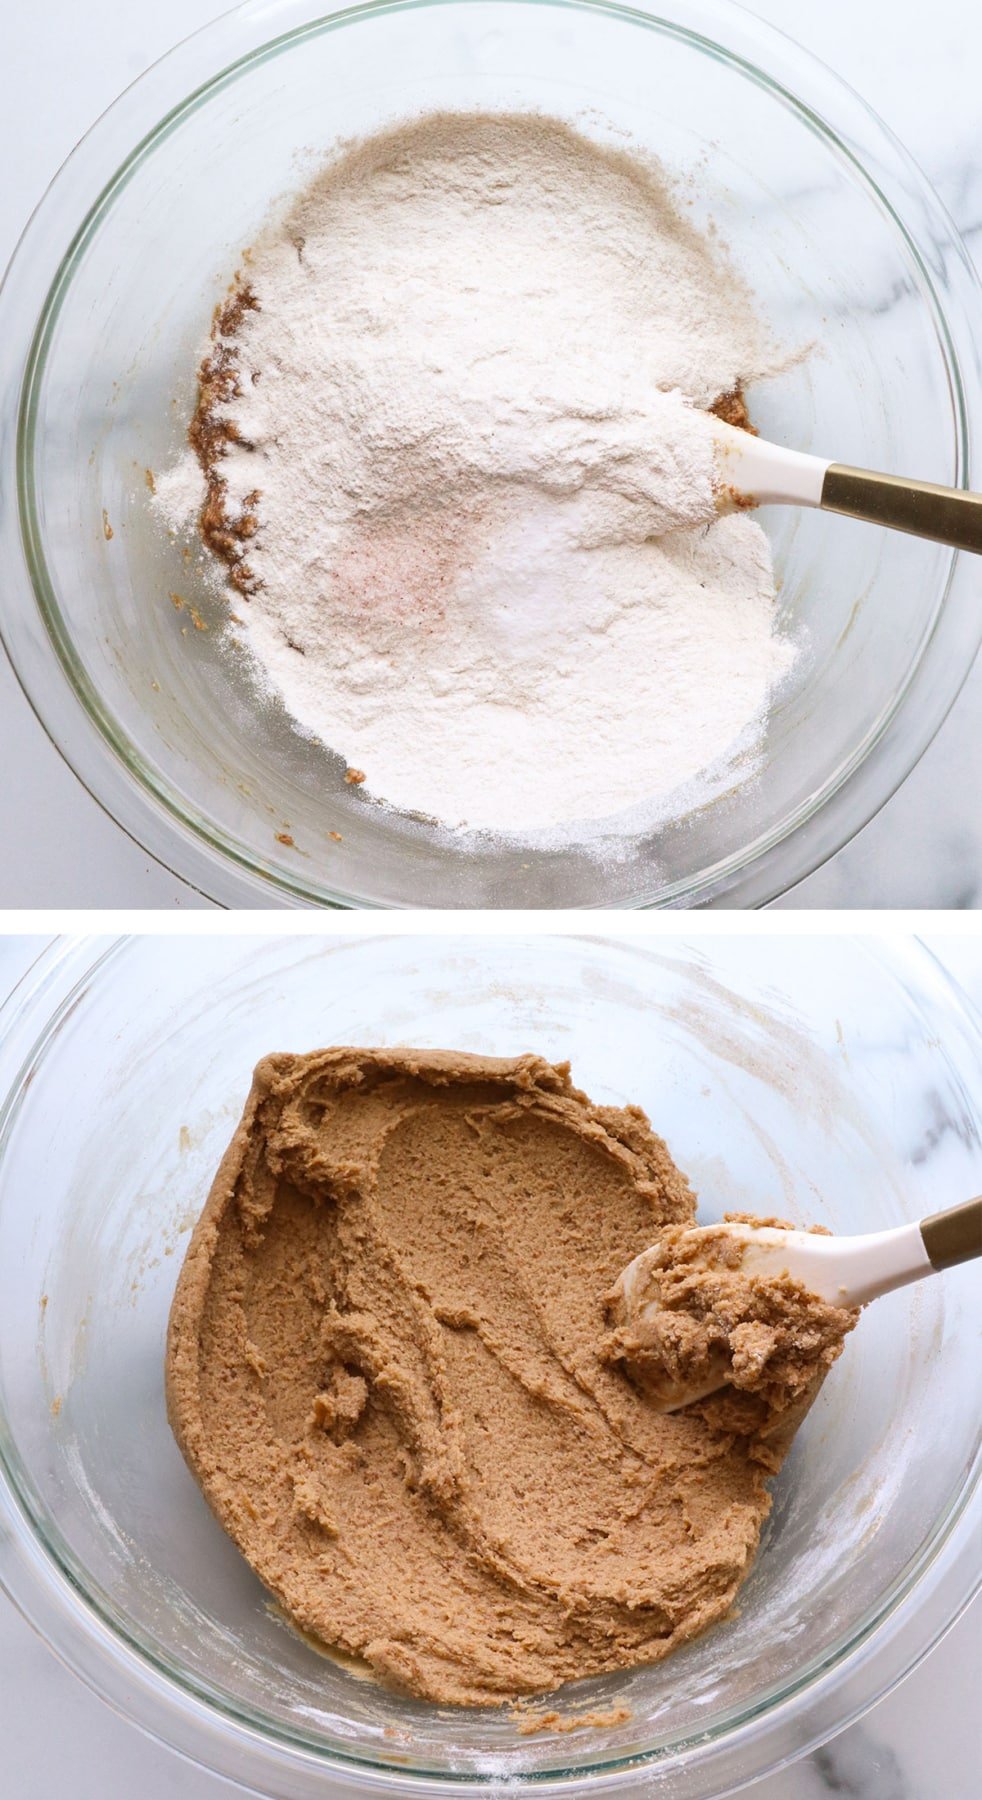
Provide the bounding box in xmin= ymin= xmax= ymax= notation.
xmin=606 ymin=1215 xmax=857 ymax=1456
xmin=167 ymin=1050 xmax=848 ymax=1706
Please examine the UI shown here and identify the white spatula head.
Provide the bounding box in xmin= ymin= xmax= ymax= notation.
xmin=610 ymin=1199 xmax=981 ymax=1415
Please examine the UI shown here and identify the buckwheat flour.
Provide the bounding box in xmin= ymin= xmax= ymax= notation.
xmin=157 ymin=112 xmax=793 ymax=834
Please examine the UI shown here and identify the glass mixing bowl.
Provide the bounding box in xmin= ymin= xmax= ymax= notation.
xmin=1 ymin=0 xmax=980 ymax=908
xmin=0 ymin=933 xmax=978 ymax=1797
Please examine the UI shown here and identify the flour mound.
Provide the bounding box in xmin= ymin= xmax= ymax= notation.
xmin=160 ymin=111 xmax=792 ymax=834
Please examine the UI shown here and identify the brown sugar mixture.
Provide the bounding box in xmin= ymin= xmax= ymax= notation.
xmin=167 ymin=1050 xmax=851 ymax=1707
xmin=186 ymin=285 xmax=263 ymax=594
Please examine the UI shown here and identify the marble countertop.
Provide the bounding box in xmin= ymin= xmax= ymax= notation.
xmin=0 ymin=929 xmax=979 ymax=1797
xmin=1 ymin=0 xmax=980 ymax=908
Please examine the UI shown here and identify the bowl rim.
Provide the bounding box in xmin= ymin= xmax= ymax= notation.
xmin=0 ymin=931 xmax=979 ymax=1797
xmin=1 ymin=0 xmax=981 ymax=909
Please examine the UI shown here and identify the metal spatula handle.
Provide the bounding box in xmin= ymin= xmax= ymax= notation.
xmin=822 ymin=466 xmax=982 ymax=554
xmin=920 ymin=1196 xmax=982 ymax=1271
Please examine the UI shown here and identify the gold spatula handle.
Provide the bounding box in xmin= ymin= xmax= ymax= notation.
xmin=920 ymin=1197 xmax=982 ymax=1271
xmin=821 ymin=465 xmax=982 ymax=554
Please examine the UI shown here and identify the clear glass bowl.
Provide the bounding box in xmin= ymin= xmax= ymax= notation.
xmin=0 ymin=933 xmax=978 ymax=1797
xmin=0 ymin=0 xmax=980 ymax=908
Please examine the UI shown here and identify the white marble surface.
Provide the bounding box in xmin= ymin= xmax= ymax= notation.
xmin=0 ymin=0 xmax=980 ymax=909
xmin=0 ymin=927 xmax=979 ymax=1796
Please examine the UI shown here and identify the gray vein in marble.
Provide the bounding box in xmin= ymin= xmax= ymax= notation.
xmin=812 ymin=1728 xmax=907 ymax=1798
xmin=909 ymin=1086 xmax=981 ymax=1165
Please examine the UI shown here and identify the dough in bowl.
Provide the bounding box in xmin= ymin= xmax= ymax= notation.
xmin=166 ymin=1049 xmax=853 ymax=1706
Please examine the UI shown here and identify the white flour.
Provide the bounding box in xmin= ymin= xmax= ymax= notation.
xmin=159 ymin=112 xmax=792 ymax=834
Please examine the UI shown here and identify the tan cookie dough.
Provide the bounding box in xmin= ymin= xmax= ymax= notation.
xmin=605 ymin=1215 xmax=858 ymax=1464
xmin=167 ymin=1050 xmax=847 ymax=1707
